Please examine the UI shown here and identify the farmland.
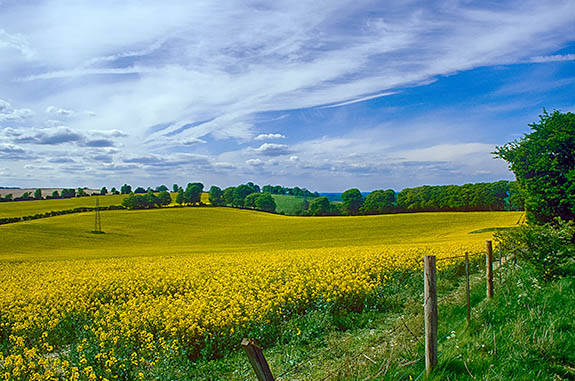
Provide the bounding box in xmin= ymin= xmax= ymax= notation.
xmin=0 ymin=208 xmax=521 ymax=379
xmin=0 ymin=194 xmax=128 ymax=220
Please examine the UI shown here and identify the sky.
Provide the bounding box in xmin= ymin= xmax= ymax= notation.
xmin=0 ymin=0 xmax=574 ymax=192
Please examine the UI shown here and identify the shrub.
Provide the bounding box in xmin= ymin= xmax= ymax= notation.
xmin=495 ymin=219 xmax=575 ymax=280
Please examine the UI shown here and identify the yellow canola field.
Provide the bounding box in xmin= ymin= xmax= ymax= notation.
xmin=0 ymin=210 xmax=520 ymax=379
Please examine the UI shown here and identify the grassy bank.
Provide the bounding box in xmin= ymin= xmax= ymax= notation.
xmin=185 ymin=256 xmax=574 ymax=380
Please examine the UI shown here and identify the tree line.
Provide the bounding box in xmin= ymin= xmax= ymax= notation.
xmin=0 ymin=180 xmax=525 ymax=217
xmin=261 ymin=185 xmax=318 ymax=198
xmin=207 ymin=182 xmax=277 ymax=213
xmin=305 ymin=180 xmax=524 ymax=216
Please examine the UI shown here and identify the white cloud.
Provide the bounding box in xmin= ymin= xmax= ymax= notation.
xmin=46 ymin=106 xmax=74 ymax=116
xmin=89 ymin=129 xmax=128 ymax=138
xmin=246 ymin=158 xmax=264 ymax=166
xmin=0 ymin=99 xmax=34 ymax=122
xmin=254 ymin=133 xmax=286 ymax=141
xmin=253 ymin=143 xmax=291 ymax=156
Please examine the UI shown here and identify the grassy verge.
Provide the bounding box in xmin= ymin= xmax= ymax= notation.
xmin=432 ymin=262 xmax=575 ymax=380
xmin=181 ymin=257 xmax=574 ymax=380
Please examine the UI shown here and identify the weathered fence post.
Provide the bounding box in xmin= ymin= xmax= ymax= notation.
xmin=465 ymin=252 xmax=471 ymax=325
xmin=242 ymin=339 xmax=275 ymax=381
xmin=498 ymin=245 xmax=502 ymax=285
xmin=486 ymin=240 xmax=493 ymax=299
xmin=424 ymin=255 xmax=438 ymax=376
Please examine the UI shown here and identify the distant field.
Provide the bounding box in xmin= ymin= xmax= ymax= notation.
xmin=0 ymin=209 xmax=522 ymax=379
xmin=0 ymin=192 xmax=210 ymax=219
xmin=0 ymin=209 xmax=519 ymax=260
xmin=272 ymin=194 xmax=312 ymax=215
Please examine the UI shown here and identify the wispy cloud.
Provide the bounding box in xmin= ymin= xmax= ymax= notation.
xmin=318 ymin=92 xmax=396 ymax=109
xmin=530 ymin=54 xmax=575 ymax=63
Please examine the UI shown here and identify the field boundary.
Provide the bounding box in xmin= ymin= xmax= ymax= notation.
xmin=241 ymin=241 xmax=511 ymax=380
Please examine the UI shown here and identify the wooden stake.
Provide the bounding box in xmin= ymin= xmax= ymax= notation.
xmin=486 ymin=240 xmax=493 ymax=299
xmin=465 ymin=252 xmax=471 ymax=325
xmin=242 ymin=339 xmax=275 ymax=381
xmin=498 ymin=245 xmax=502 ymax=285
xmin=424 ymin=255 xmax=438 ymax=376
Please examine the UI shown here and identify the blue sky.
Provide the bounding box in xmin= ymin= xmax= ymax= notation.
xmin=0 ymin=0 xmax=574 ymax=192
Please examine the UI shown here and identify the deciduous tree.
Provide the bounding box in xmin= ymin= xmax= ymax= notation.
xmin=341 ymin=188 xmax=363 ymax=215
xmin=494 ymin=110 xmax=575 ymax=223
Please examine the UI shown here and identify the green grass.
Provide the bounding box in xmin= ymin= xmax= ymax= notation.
xmin=430 ymin=263 xmax=575 ymax=380
xmin=0 ymin=209 xmax=520 ymax=261
xmin=271 ymin=194 xmax=312 ymax=215
xmin=178 ymin=257 xmax=575 ymax=380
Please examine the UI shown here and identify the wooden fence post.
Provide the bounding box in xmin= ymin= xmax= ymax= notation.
xmin=498 ymin=245 xmax=502 ymax=284
xmin=424 ymin=255 xmax=438 ymax=376
xmin=242 ymin=338 xmax=275 ymax=381
xmin=486 ymin=240 xmax=493 ymax=299
xmin=465 ymin=252 xmax=471 ymax=325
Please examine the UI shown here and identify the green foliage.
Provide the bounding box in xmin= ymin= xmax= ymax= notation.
xmin=122 ymin=191 xmax=170 ymax=209
xmin=184 ymin=183 xmax=203 ymax=205
xmin=156 ymin=185 xmax=168 ymax=192
xmin=361 ymin=189 xmax=396 ymax=214
xmin=175 ymin=187 xmax=184 ymax=205
xmin=494 ymin=110 xmax=575 ymax=223
xmin=61 ymin=188 xmax=76 ymax=199
xmin=223 ymin=187 xmax=235 ymax=206
xmin=232 ymin=184 xmax=256 ymax=207
xmin=262 ymin=184 xmax=318 ymax=198
xmin=254 ymin=193 xmax=276 ymax=213
xmin=243 ymin=192 xmax=259 ymax=209
xmin=308 ymin=196 xmax=330 ymax=216
xmin=120 ymin=184 xmax=132 ymax=194
xmin=157 ymin=191 xmax=172 ymax=206
xmin=433 ymin=263 xmax=575 ymax=380
xmin=208 ymin=186 xmax=225 ymax=206
xmin=397 ymin=181 xmax=513 ymax=212
xmin=495 ymin=220 xmax=575 ymax=280
xmin=341 ymin=188 xmax=363 ymax=215
xmin=134 ymin=187 xmax=146 ymax=194
xmin=110 ymin=187 xmax=119 ymax=195
xmin=34 ymin=189 xmax=42 ymax=200
xmin=507 ymin=181 xmax=525 ymax=211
